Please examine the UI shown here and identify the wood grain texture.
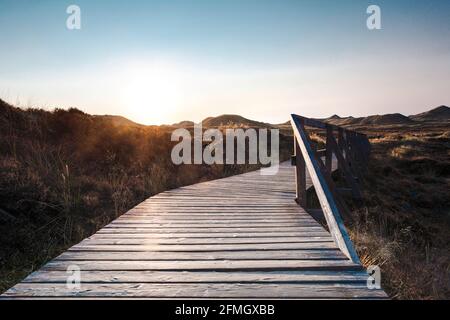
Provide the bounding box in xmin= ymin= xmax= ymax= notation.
xmin=3 ymin=283 xmax=387 ymax=299
xmin=22 ymin=270 xmax=370 ymax=283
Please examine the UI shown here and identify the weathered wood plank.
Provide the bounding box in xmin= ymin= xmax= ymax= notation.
xmin=103 ymin=223 xmax=320 ymax=229
xmin=21 ymin=270 xmax=369 ymax=283
xmin=78 ymin=236 xmax=334 ymax=245
xmin=294 ymin=135 xmax=307 ymax=207
xmin=3 ymin=283 xmax=387 ymax=299
xmin=115 ymin=216 xmax=313 ymax=221
xmin=68 ymin=242 xmax=338 ymax=252
xmin=96 ymin=226 xmax=327 ymax=234
xmin=56 ymin=249 xmax=346 ymax=261
xmin=41 ymin=259 xmax=363 ymax=272
xmin=87 ymin=231 xmax=333 ymax=239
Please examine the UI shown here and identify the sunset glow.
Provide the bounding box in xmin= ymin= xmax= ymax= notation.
xmin=119 ymin=62 xmax=183 ymax=124
xmin=0 ymin=0 xmax=448 ymax=124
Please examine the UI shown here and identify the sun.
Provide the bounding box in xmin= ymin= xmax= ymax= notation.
xmin=119 ymin=61 xmax=182 ymax=125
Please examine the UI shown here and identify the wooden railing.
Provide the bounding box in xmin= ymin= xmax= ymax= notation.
xmin=290 ymin=114 xmax=371 ymax=264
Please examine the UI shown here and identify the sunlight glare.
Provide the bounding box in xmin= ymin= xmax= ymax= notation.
xmin=120 ymin=61 xmax=182 ymax=125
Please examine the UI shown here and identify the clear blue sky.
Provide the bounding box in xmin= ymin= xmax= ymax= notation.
xmin=0 ymin=0 xmax=449 ymax=124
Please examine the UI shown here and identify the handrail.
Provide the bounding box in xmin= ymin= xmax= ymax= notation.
xmin=290 ymin=114 xmax=370 ymax=264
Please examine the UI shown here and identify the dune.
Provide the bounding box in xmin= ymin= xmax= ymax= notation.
xmin=409 ymin=105 xmax=450 ymax=122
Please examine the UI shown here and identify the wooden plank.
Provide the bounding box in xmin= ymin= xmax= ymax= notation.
xmin=87 ymin=231 xmax=333 ymax=239
xmin=123 ymin=206 xmax=307 ymax=210
xmin=128 ymin=208 xmax=303 ymax=212
xmin=108 ymin=218 xmax=317 ymax=224
xmin=96 ymin=226 xmax=327 ymax=233
xmin=55 ymin=249 xmax=346 ymax=261
xmin=133 ymin=205 xmax=299 ymax=208
xmin=68 ymin=242 xmax=338 ymax=252
xmin=78 ymin=236 xmax=334 ymax=245
xmin=338 ymin=127 xmax=345 ymax=171
xmin=115 ymin=217 xmax=314 ymax=222
xmin=103 ymin=222 xmax=319 ymax=228
xmin=2 ymin=283 xmax=387 ymax=299
xmin=21 ymin=270 xmax=369 ymax=283
xmin=294 ymin=135 xmax=307 ymax=207
xmin=122 ymin=212 xmax=310 ymax=216
xmin=340 ymin=131 xmax=360 ymax=178
xmin=41 ymin=259 xmax=363 ymax=271
xmin=325 ymin=125 xmax=333 ymax=174
xmin=290 ymin=114 xmax=327 ymax=129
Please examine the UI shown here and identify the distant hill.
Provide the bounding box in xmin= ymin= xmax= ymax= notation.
xmin=0 ymin=99 xmax=145 ymax=129
xmin=323 ymin=106 xmax=449 ymax=127
xmin=359 ymin=113 xmax=415 ymax=125
xmin=3 ymin=98 xmax=448 ymax=130
xmin=409 ymin=105 xmax=450 ymax=122
xmin=202 ymin=114 xmax=272 ymax=128
xmin=270 ymin=105 xmax=450 ymax=129
xmin=324 ymin=113 xmax=413 ymax=126
xmin=172 ymin=120 xmax=195 ymax=128
xmin=94 ymin=115 xmax=143 ymax=127
xmin=328 ymin=114 xmax=341 ymax=120
xmin=324 ymin=116 xmax=364 ymax=126
xmin=276 ymin=120 xmax=291 ymax=126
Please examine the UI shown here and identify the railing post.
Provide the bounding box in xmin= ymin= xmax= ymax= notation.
xmin=294 ymin=124 xmax=307 ymax=208
xmin=338 ymin=127 xmax=345 ymax=171
xmin=325 ymin=125 xmax=333 ymax=175
xmin=346 ymin=131 xmax=362 ymax=179
xmin=341 ymin=129 xmax=356 ymax=177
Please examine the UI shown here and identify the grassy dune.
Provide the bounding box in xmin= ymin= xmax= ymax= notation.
xmin=344 ymin=124 xmax=450 ymax=299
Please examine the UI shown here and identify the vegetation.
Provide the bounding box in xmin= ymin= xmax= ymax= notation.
xmin=339 ymin=124 xmax=450 ymax=299
xmin=0 ymin=99 xmax=291 ymax=293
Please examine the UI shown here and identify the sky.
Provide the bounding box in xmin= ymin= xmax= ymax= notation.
xmin=0 ymin=0 xmax=449 ymax=125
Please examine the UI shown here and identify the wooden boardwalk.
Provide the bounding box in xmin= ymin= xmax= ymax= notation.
xmin=2 ymin=162 xmax=386 ymax=299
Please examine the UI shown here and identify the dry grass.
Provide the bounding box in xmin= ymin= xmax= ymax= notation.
xmin=305 ymin=122 xmax=449 ymax=299
xmin=342 ymin=124 xmax=450 ymax=299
